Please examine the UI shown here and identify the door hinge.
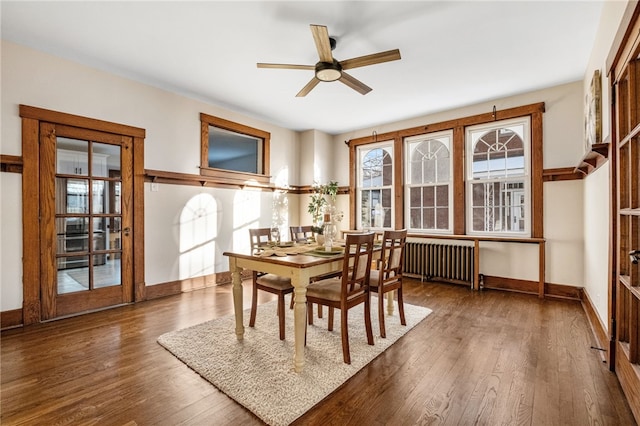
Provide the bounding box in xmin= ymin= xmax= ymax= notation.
xmin=611 ymin=318 xmax=616 ymax=337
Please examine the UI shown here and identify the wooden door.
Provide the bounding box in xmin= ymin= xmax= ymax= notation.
xmin=39 ymin=123 xmax=134 ymax=318
xmin=610 ymin=6 xmax=640 ymax=421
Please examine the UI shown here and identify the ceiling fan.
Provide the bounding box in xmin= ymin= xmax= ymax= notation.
xmin=257 ymin=24 xmax=401 ymax=97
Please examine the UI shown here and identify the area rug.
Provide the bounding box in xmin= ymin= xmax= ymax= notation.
xmin=157 ymin=296 xmax=432 ymax=426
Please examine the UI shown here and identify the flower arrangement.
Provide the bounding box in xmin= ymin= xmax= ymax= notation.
xmin=307 ymin=181 xmax=340 ymax=235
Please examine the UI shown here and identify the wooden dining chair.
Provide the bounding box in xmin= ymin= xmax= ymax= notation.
xmin=305 ymin=232 xmax=375 ymax=364
xmin=369 ymin=229 xmax=407 ymax=338
xmin=290 ymin=225 xmax=314 ymax=243
xmin=289 ymin=225 xmax=340 ymax=319
xmin=248 ymin=228 xmax=294 ymax=340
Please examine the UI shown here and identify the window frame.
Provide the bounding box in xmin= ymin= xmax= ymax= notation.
xmin=356 ymin=140 xmax=395 ymax=231
xmin=465 ymin=117 xmax=532 ymax=237
xmin=404 ymin=130 xmax=454 ymax=234
xmin=347 ymin=102 xmax=544 ymax=238
xmin=200 ymin=113 xmax=270 ymax=186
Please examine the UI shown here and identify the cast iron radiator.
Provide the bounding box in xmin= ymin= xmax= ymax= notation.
xmin=403 ymin=242 xmax=474 ymax=286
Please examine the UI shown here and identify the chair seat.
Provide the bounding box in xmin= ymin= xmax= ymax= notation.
xmin=307 ymin=278 xmax=362 ymax=303
xmin=256 ymin=273 xmax=293 ymax=290
xmin=307 ymin=278 xmax=341 ymax=301
xmin=369 ymin=269 xmax=399 ymax=290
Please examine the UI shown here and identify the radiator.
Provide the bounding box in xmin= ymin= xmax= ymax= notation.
xmin=403 ymin=242 xmax=474 ymax=286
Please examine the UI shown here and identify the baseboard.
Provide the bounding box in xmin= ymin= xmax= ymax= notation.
xmin=581 ymin=289 xmax=610 ymax=363
xmin=145 ymin=280 xmax=183 ymax=300
xmin=1 ymin=308 xmax=23 ymax=330
xmin=482 ymin=275 xmax=582 ymax=300
xmin=145 ymin=270 xmax=252 ymax=301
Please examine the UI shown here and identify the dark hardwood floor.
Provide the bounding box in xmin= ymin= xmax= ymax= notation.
xmin=1 ymin=280 xmax=636 ymax=425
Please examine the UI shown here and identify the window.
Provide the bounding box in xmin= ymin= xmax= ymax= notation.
xmin=357 ymin=142 xmax=393 ymax=229
xmin=347 ymin=103 xmax=542 ymax=236
xmin=466 ymin=117 xmax=530 ymax=235
xmin=200 ymin=113 xmax=270 ymax=185
xmin=405 ymin=131 xmax=453 ymax=233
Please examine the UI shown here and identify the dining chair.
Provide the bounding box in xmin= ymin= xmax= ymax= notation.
xmin=369 ymin=229 xmax=407 ymax=338
xmin=305 ymin=232 xmax=375 ymax=364
xmin=289 ymin=225 xmax=341 ymax=319
xmin=290 ymin=225 xmax=314 ymax=243
xmin=248 ymin=228 xmax=294 ymax=340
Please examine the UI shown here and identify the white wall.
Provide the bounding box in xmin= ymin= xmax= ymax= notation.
xmin=0 ymin=40 xmax=300 ymax=310
xmin=579 ymin=0 xmax=629 ymax=330
xmin=0 ymin=173 xmax=22 ymax=310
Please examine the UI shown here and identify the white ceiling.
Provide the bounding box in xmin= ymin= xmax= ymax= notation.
xmin=1 ymin=1 xmax=604 ymax=135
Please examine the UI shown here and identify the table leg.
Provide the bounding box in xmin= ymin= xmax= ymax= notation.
xmin=387 ymin=290 xmax=394 ymax=316
xmin=292 ymin=273 xmax=309 ymax=373
xmin=229 ymin=258 xmax=244 ymax=341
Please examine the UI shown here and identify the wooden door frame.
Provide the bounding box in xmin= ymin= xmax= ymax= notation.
xmin=19 ymin=105 xmax=146 ymax=325
xmin=606 ymin=0 xmax=640 ymax=368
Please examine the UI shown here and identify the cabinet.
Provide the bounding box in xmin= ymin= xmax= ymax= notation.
xmin=57 ymin=149 xmax=107 ymax=176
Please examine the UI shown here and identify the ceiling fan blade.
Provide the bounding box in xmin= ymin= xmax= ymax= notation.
xmin=340 ymin=49 xmax=401 ymax=70
xmin=339 ymin=72 xmax=372 ymax=95
xmin=257 ymin=63 xmax=315 ymax=70
xmin=310 ymin=24 xmax=334 ymax=63
xmin=296 ymin=78 xmax=320 ymax=97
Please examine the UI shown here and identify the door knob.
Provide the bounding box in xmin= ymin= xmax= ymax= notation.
xmin=123 ymin=227 xmax=131 ymax=236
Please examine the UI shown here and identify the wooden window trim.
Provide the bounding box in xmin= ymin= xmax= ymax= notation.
xmin=348 ymin=102 xmax=544 ymax=237
xmin=199 ymin=113 xmax=270 ymax=186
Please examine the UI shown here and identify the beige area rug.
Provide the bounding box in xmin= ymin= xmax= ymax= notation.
xmin=157 ymin=296 xmax=432 ymax=426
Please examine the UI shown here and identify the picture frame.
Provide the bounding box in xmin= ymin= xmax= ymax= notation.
xmin=584 ymin=69 xmax=602 ymax=150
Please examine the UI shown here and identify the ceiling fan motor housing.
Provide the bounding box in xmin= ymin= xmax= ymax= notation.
xmin=315 ymin=60 xmax=342 ymax=82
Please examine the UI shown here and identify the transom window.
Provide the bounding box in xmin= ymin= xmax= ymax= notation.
xmin=199 ymin=113 xmax=270 ymax=186
xmin=405 ymin=131 xmax=453 ymax=233
xmin=357 ymin=142 xmax=393 ymax=229
xmin=466 ymin=117 xmax=530 ymax=235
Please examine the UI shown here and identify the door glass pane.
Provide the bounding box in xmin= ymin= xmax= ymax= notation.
xmin=111 ymin=182 xmax=121 ymax=214
xmin=94 ymin=255 xmax=121 ymax=288
xmin=57 ymin=137 xmax=88 ymax=176
xmin=92 ymin=180 xmax=105 ymax=214
xmin=57 ymin=255 xmax=90 ymax=294
xmin=65 ymin=179 xmax=89 ymax=214
xmin=92 ymin=142 xmax=120 ymax=178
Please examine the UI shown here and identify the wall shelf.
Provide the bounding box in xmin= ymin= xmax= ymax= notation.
xmin=574 ymin=143 xmax=609 ymax=176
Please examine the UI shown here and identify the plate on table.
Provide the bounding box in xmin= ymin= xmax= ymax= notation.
xmin=277 ymin=241 xmax=294 ymax=248
xmin=310 ymin=246 xmax=344 ymax=255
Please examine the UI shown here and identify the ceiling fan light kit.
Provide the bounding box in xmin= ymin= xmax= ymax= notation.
xmin=258 ymin=24 xmax=401 ymax=96
xmin=315 ymin=60 xmax=342 ymax=82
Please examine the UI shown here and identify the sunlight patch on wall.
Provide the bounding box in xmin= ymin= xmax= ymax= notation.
xmin=233 ymin=189 xmax=261 ymax=252
xmin=272 ymin=167 xmax=290 ymax=239
xmin=179 ymin=193 xmax=217 ymax=280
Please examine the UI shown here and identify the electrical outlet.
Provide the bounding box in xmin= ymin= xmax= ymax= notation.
xmin=151 ymin=182 xmax=159 ymax=192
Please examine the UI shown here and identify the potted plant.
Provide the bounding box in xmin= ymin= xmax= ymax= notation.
xmin=307 ymin=181 xmax=340 ymax=237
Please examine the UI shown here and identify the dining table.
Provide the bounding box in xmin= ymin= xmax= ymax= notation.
xmin=223 ymin=241 xmax=381 ymax=373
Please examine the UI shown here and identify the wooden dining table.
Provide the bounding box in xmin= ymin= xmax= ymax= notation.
xmin=223 ymin=245 xmax=348 ymax=373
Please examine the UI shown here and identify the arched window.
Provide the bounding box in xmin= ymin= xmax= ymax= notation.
xmin=357 ymin=143 xmax=393 ymax=229
xmin=405 ymin=131 xmax=452 ymax=232
xmin=467 ymin=118 xmax=529 ymax=234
